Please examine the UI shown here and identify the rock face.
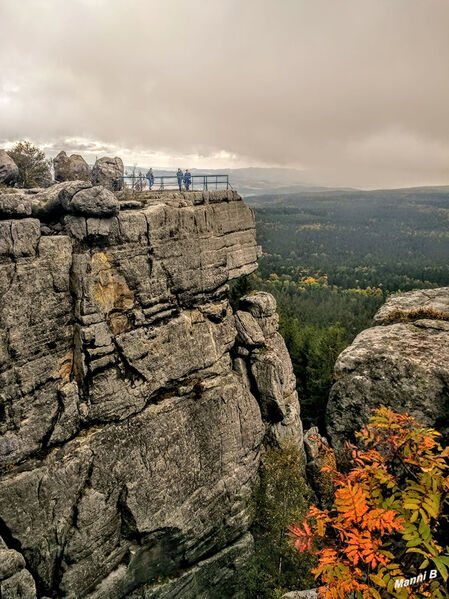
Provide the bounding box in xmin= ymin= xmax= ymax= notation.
xmin=91 ymin=156 xmax=124 ymax=191
xmin=0 ymin=150 xmax=19 ymax=186
xmin=234 ymin=292 xmax=304 ymax=449
xmin=53 ymin=151 xmax=90 ymax=182
xmin=327 ymin=288 xmax=449 ymax=447
xmin=0 ymin=188 xmax=303 ymax=598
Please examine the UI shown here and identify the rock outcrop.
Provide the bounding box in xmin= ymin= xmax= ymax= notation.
xmin=303 ymin=427 xmax=334 ymax=507
xmin=53 ymin=151 xmax=90 ymax=182
xmin=327 ymin=287 xmax=449 ymax=447
xmin=234 ymin=292 xmax=304 ymax=449
xmin=0 ymin=186 xmax=303 ymax=598
xmin=0 ymin=150 xmax=19 ymax=186
xmin=91 ymin=156 xmax=124 ymax=191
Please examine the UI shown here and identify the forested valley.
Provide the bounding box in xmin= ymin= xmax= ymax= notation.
xmin=233 ymin=187 xmax=449 ymax=431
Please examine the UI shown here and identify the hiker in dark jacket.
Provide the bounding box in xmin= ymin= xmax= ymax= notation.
xmin=146 ymin=168 xmax=154 ymax=190
xmin=177 ymin=168 xmax=183 ymax=191
xmin=183 ymin=169 xmax=192 ymax=191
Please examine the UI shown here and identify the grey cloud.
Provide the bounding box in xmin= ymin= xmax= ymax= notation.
xmin=0 ymin=0 xmax=448 ymax=187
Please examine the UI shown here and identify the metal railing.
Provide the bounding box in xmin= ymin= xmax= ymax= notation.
xmin=122 ymin=174 xmax=231 ymax=191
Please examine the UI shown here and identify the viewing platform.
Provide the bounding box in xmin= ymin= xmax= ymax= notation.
xmin=122 ymin=173 xmax=231 ymax=191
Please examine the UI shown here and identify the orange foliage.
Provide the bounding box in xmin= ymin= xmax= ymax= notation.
xmin=289 ymin=406 xmax=449 ymax=599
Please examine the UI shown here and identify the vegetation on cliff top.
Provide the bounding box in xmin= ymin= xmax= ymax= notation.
xmin=7 ymin=140 xmax=52 ymax=188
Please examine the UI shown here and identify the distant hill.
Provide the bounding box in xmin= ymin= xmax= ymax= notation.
xmin=245 ymin=184 xmax=449 ymax=205
xmin=250 ymin=185 xmax=449 ymax=292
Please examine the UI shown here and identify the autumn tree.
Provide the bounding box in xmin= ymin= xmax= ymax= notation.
xmin=289 ymin=407 xmax=449 ymax=599
xmin=7 ymin=140 xmax=52 ymax=188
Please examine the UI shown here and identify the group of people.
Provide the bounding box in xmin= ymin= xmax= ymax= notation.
xmin=145 ymin=168 xmax=192 ymax=191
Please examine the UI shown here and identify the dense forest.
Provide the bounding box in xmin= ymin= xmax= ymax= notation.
xmin=234 ymin=187 xmax=449 ymax=431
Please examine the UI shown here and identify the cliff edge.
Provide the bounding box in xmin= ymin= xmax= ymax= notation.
xmin=0 ymin=185 xmax=303 ymax=598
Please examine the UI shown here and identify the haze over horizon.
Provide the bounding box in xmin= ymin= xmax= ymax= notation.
xmin=1 ymin=0 xmax=448 ymax=189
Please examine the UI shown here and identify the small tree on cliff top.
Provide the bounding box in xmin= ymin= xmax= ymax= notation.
xmin=289 ymin=406 xmax=449 ymax=599
xmin=7 ymin=140 xmax=52 ymax=188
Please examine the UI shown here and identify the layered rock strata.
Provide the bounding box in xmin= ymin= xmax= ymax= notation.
xmin=0 ymin=185 xmax=303 ymax=598
xmin=327 ymin=287 xmax=449 ymax=447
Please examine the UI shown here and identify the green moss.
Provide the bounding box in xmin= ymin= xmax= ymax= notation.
xmin=381 ymin=306 xmax=449 ymax=324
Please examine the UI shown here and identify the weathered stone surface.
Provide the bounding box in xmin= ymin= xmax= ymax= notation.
xmin=327 ymin=288 xmax=449 ymax=448
xmin=64 ymin=185 xmax=120 ymax=216
xmin=282 ymin=590 xmax=318 ymax=599
xmin=373 ymin=286 xmax=449 ymax=323
xmin=0 ymin=548 xmax=26 ymax=580
xmin=0 ymin=373 xmax=263 ymax=597
xmin=0 ymin=568 xmax=37 ymax=598
xmin=54 ymin=151 xmax=90 ymax=182
xmin=0 ymin=190 xmax=304 ymax=597
xmin=0 ymin=194 xmax=32 ymax=218
xmin=234 ymin=293 xmax=304 ymax=449
xmin=101 ymin=534 xmax=254 ymax=599
xmin=234 ymin=310 xmax=265 ymax=347
xmin=0 ymin=539 xmax=36 ymax=599
xmin=0 ymin=150 xmax=19 ymax=186
xmin=91 ymin=156 xmax=124 ymax=191
xmin=240 ymin=291 xmax=279 ymax=338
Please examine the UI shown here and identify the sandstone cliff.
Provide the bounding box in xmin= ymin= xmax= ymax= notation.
xmin=0 ymin=186 xmax=303 ymax=598
xmin=327 ymin=287 xmax=449 ymax=447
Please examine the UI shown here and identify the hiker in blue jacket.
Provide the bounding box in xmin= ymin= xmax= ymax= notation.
xmin=177 ymin=168 xmax=183 ymax=191
xmin=183 ymin=169 xmax=192 ymax=191
xmin=146 ymin=168 xmax=154 ymax=190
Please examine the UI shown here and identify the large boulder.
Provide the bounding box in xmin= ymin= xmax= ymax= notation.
xmin=53 ymin=151 xmax=90 ymax=182
xmin=0 ymin=181 xmax=120 ymax=219
xmin=0 ymin=193 xmax=33 ymax=218
xmin=61 ymin=185 xmax=120 ymax=216
xmin=0 ymin=150 xmax=19 ymax=186
xmin=91 ymin=156 xmax=124 ymax=191
xmin=327 ymin=288 xmax=449 ymax=448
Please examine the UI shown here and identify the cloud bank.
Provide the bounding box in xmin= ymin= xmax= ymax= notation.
xmin=1 ymin=0 xmax=448 ymax=187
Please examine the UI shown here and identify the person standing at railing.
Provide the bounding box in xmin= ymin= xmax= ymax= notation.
xmin=177 ymin=168 xmax=183 ymax=191
xmin=146 ymin=168 xmax=154 ymax=190
xmin=183 ymin=169 xmax=191 ymax=191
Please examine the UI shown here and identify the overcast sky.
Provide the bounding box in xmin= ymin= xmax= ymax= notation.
xmin=1 ymin=0 xmax=448 ymax=188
